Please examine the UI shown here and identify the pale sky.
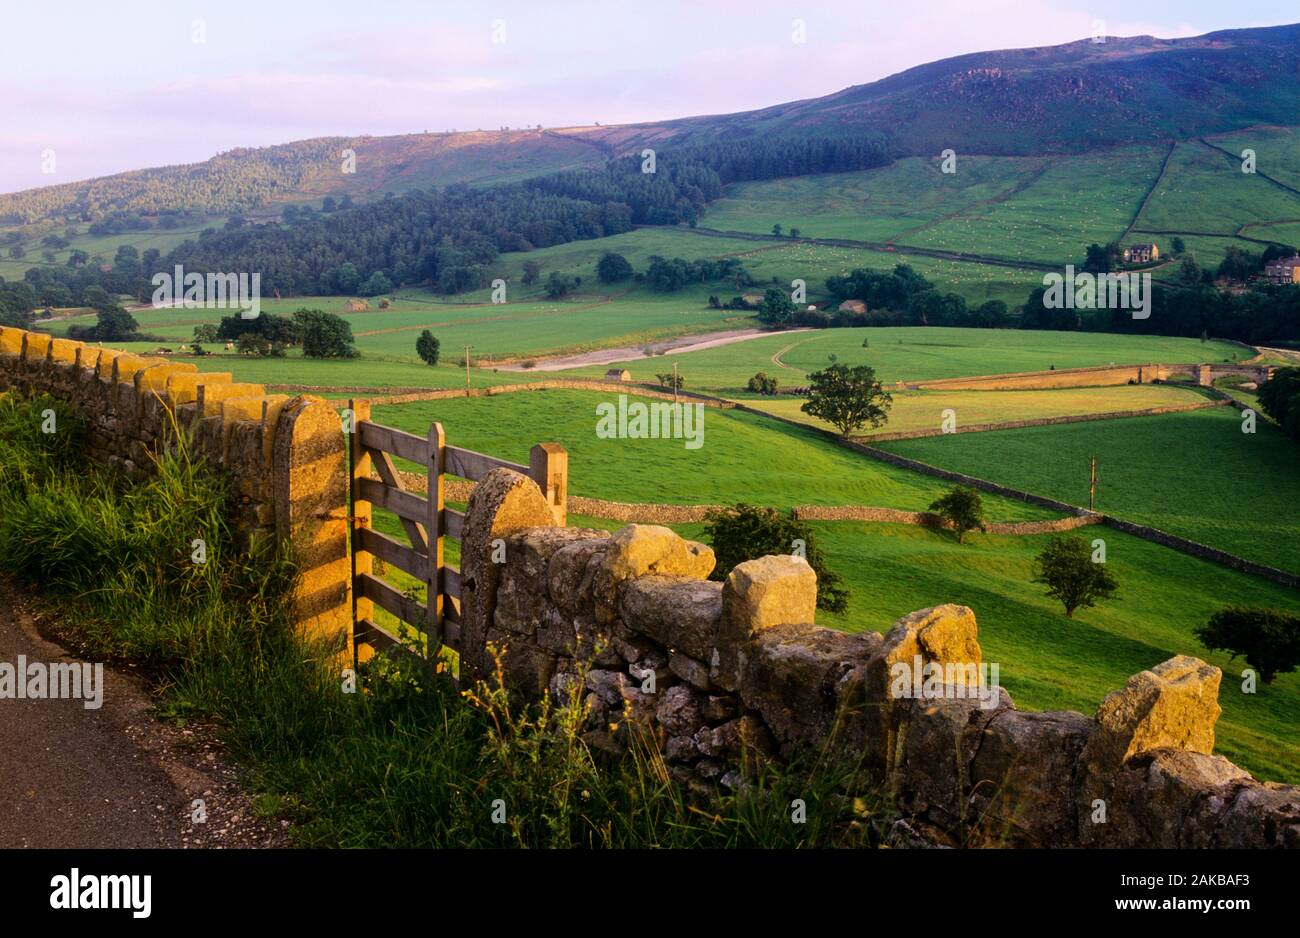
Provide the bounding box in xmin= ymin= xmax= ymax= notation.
xmin=0 ymin=0 xmax=1292 ymax=193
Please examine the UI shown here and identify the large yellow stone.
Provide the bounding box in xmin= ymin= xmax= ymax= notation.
xmin=165 ymin=371 xmax=232 ymax=406
xmin=196 ymin=381 xmax=266 ymax=417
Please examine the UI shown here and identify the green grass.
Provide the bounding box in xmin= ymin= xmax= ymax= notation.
xmin=701 ymin=156 xmax=1053 ymax=243
xmin=712 ymin=520 xmax=1300 ymax=784
xmin=1134 ymin=140 xmax=1300 ymax=235
xmin=372 ymin=388 xmax=1058 ymax=519
xmin=878 ymin=407 xmax=1300 ymax=573
xmin=561 ymin=327 xmax=1251 ymax=394
xmin=745 ymin=384 xmax=1208 ymax=436
xmin=0 ymin=393 xmax=890 ymax=848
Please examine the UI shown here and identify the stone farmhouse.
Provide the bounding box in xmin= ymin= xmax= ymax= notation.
xmin=1122 ymin=243 xmax=1159 ymax=264
xmin=1264 ymin=255 xmax=1300 ymax=284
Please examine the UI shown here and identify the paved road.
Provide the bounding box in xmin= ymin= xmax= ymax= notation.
xmin=0 ymin=589 xmax=286 ymax=848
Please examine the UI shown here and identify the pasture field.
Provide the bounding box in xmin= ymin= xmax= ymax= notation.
xmin=743 ymin=383 xmax=1209 ymax=436
xmin=1208 ymin=125 xmax=1300 ymax=195
xmin=1133 ymin=140 xmax=1300 ymax=235
xmin=366 ymin=506 xmax=1300 ymax=783
xmin=370 ymin=388 xmax=1060 ymax=518
xmin=877 ymin=407 xmax=1300 ymax=572
xmin=913 ymin=146 xmax=1166 ymax=265
xmin=481 ymin=225 xmax=1045 ymax=307
xmin=777 ymin=522 xmax=1300 ymax=784
xmin=562 ymin=327 xmax=1251 ymax=393
xmin=700 ymin=156 xmax=1053 ymax=242
xmin=702 ymin=148 xmax=1166 ymax=267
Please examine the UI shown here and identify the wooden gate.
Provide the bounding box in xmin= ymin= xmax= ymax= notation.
xmin=346 ymin=399 xmax=567 ymax=663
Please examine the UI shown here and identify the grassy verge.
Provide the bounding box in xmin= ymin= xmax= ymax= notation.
xmin=0 ymin=393 xmax=889 ymax=847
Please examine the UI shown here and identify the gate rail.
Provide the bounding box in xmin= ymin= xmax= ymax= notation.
xmin=347 ymin=399 xmax=567 ymax=662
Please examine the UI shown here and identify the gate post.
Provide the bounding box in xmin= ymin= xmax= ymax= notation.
xmin=349 ymin=399 xmax=373 ymax=663
xmin=530 ymin=442 xmax=568 ymax=526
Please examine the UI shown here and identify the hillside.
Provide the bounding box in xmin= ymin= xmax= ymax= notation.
xmin=3 ymin=23 xmax=1298 ymax=228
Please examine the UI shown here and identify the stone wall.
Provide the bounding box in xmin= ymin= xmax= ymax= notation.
xmin=457 ymin=467 xmax=1299 ymax=847
xmin=0 ymin=326 xmax=351 ymax=640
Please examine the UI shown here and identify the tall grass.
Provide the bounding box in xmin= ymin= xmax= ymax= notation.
xmin=0 ymin=393 xmax=894 ymax=847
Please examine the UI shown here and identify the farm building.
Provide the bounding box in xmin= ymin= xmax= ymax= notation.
xmin=604 ymin=368 xmax=632 ymax=382
xmin=1264 ymin=255 xmax=1300 ymax=284
xmin=838 ymin=299 xmax=867 ymax=314
xmin=345 ymin=299 xmax=370 ymax=312
xmin=1122 ymin=243 xmax=1159 ymax=264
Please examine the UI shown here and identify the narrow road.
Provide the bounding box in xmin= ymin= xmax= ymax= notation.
xmin=0 ymin=587 xmax=287 ymax=848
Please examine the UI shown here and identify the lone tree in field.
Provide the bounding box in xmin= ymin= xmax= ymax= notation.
xmin=1194 ymin=606 xmax=1300 ymax=684
xmin=596 ymin=251 xmax=633 ymax=283
xmin=1032 ymin=535 xmax=1118 ymax=618
xmin=703 ymin=504 xmax=848 ymax=613
xmin=929 ymin=486 xmax=987 ymax=544
xmin=293 ymin=308 xmax=357 ymax=359
xmin=416 ymin=330 xmax=441 ymax=366
xmin=801 ymin=363 xmax=892 ymax=438
xmin=522 ymin=260 xmax=541 ymax=286
xmin=746 ymin=372 xmax=779 ymax=395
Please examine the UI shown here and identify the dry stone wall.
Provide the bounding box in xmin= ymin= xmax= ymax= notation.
xmin=457 ymin=468 xmax=1299 ymax=847
xmin=0 ymin=326 xmax=351 ymax=641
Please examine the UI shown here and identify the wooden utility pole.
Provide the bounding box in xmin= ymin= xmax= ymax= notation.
xmin=673 ymin=361 xmax=679 ymax=404
xmin=463 ymin=345 xmax=472 ymax=398
xmin=1088 ymin=456 xmax=1098 ymax=511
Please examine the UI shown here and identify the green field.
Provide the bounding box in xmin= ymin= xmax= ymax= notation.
xmin=878 ymin=407 xmax=1300 ymax=572
xmin=371 ymin=388 xmax=1058 ymax=518
xmin=701 ymin=156 xmax=1053 ymax=243
xmin=777 ymin=522 xmax=1300 ymax=784
xmin=562 ymin=327 xmax=1251 ymax=393
xmin=1134 ymin=140 xmax=1300 ymax=235
xmin=745 ymin=383 xmax=1209 ymax=436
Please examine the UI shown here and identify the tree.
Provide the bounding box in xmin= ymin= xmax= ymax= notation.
xmin=746 ymin=372 xmax=779 ymax=395
xmin=928 ymin=486 xmax=988 ymax=544
xmin=757 ymin=287 xmax=797 ymax=326
xmin=416 ymin=329 xmax=441 ymax=366
xmin=1032 ymin=536 xmax=1118 ymax=618
xmin=293 ymin=308 xmax=357 ymax=358
xmin=522 ymin=260 xmax=541 ymax=286
xmin=193 ymin=324 xmax=220 ymax=343
xmin=788 ymin=227 xmax=800 ymax=239
xmin=545 ymin=271 xmax=576 ymax=299
xmin=771 ymin=224 xmax=783 ymax=237
xmin=596 ymin=252 xmax=633 ymax=283
xmin=1083 ymin=243 xmax=1110 ymax=274
xmin=702 ymin=504 xmax=848 ymax=613
xmin=1177 ymin=256 xmax=1202 ymax=287
xmin=1194 ymin=606 xmax=1300 ymax=684
xmin=801 ymin=363 xmax=892 ymax=437
xmin=236 ymin=332 xmax=271 ymax=356
xmin=1171 ymin=236 xmax=1186 ymax=255
xmin=359 ymin=271 xmax=393 ymax=296
xmin=1258 ymin=367 xmax=1300 ymax=443
xmin=655 ymin=371 xmax=685 ymax=390
xmin=8 ymin=245 xmax=24 ymax=259
xmin=1217 ymin=246 xmax=1257 ymax=281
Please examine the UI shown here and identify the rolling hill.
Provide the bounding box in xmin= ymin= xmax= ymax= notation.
xmin=3 ymin=23 xmax=1298 ymax=228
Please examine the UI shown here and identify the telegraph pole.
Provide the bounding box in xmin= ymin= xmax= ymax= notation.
xmin=1088 ymin=456 xmax=1098 ymax=512
xmin=673 ymin=361 xmax=679 ymax=404
xmin=464 ymin=345 xmax=472 ymax=398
